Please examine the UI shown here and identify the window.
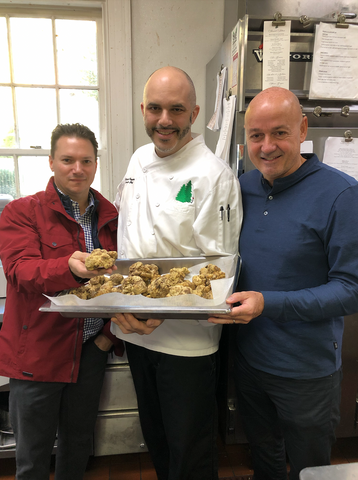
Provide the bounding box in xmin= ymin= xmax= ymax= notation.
xmin=0 ymin=7 xmax=103 ymax=198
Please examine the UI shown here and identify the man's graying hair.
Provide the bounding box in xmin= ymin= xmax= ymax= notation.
xmin=50 ymin=123 xmax=98 ymax=158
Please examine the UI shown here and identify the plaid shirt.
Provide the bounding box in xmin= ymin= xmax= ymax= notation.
xmin=57 ymin=188 xmax=104 ymax=343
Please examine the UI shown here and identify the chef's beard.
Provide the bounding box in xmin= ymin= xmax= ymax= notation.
xmin=145 ymin=118 xmax=192 ymax=155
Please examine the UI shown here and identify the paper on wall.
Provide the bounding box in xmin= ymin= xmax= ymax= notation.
xmin=231 ymin=22 xmax=239 ymax=89
xmin=300 ymin=141 xmax=313 ymax=154
xmin=207 ymin=67 xmax=227 ymax=132
xmin=323 ymin=136 xmax=358 ymax=180
xmin=309 ymin=23 xmax=358 ymax=100
xmin=263 ymin=20 xmax=291 ymax=90
xmin=215 ymin=95 xmax=236 ymax=164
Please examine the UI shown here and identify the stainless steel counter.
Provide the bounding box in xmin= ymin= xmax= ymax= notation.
xmin=300 ymin=462 xmax=358 ymax=479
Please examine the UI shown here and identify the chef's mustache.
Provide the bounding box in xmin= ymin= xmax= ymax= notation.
xmin=154 ymin=126 xmax=179 ymax=131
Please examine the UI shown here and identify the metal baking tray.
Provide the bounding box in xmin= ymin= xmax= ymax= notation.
xmin=39 ymin=255 xmax=241 ymax=320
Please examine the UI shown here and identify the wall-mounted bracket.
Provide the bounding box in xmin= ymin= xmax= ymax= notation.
xmin=272 ymin=12 xmax=285 ymax=27
xmin=299 ymin=15 xmax=311 ymax=28
xmin=344 ymin=130 xmax=353 ymax=142
xmin=336 ymin=14 xmax=349 ymax=28
xmin=341 ymin=106 xmax=350 ymax=117
xmin=313 ymin=106 xmax=322 ymax=117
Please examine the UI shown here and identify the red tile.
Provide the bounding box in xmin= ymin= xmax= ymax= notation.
xmin=84 ymin=465 xmax=109 ymax=480
xmin=218 ymin=452 xmax=235 ymax=477
xmin=0 ymin=458 xmax=16 ymax=476
xmin=334 ymin=437 xmax=358 ymax=463
xmin=110 ymin=461 xmax=141 ymax=480
xmin=224 ymin=443 xmax=254 ymax=474
xmin=140 ymin=466 xmax=158 ymax=480
xmin=139 ymin=452 xmax=155 ymax=466
xmin=139 ymin=453 xmax=158 ymax=480
xmin=331 ymin=441 xmax=349 ymax=466
xmin=109 ymin=452 xmax=140 ymax=466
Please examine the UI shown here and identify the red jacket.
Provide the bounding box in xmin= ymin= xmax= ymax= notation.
xmin=0 ymin=178 xmax=123 ymax=383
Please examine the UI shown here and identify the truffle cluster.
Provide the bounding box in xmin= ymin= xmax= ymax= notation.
xmin=67 ymin=261 xmax=225 ymax=300
xmin=84 ymin=248 xmax=118 ymax=270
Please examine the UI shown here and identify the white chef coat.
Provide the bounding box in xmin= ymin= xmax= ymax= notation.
xmin=112 ymin=133 xmax=242 ymax=357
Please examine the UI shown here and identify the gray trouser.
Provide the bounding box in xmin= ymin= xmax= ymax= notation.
xmin=9 ymin=337 xmax=108 ymax=480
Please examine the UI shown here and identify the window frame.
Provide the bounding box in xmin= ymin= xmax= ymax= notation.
xmin=0 ymin=0 xmax=132 ymax=201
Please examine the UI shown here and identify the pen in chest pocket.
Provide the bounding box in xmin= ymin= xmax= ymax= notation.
xmin=227 ymin=204 xmax=230 ymax=222
xmin=219 ymin=205 xmax=224 ymax=220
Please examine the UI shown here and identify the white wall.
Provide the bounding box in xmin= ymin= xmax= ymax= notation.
xmin=131 ymin=0 xmax=225 ymax=151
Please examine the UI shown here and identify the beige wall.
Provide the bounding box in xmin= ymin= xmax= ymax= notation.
xmin=131 ymin=0 xmax=225 ymax=151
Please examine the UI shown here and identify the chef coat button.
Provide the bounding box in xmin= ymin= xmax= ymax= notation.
xmin=151 ymin=232 xmax=155 ymax=235
xmin=136 ymin=194 xmax=140 ymax=199
xmin=263 ymin=210 xmax=268 ymax=216
xmin=23 ymin=325 xmax=28 ymax=330
xmin=127 ymin=221 xmax=131 ymax=226
xmin=169 ymin=176 xmax=174 ymax=180
xmin=143 ymin=168 xmax=147 ymax=173
xmin=155 ymin=203 xmax=160 ymax=207
xmin=268 ymin=195 xmax=273 ymax=200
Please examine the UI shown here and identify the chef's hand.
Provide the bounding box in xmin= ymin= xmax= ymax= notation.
xmin=68 ymin=251 xmax=117 ymax=278
xmin=208 ymin=291 xmax=264 ymax=325
xmin=111 ymin=313 xmax=164 ymax=335
xmin=94 ymin=333 xmax=113 ymax=352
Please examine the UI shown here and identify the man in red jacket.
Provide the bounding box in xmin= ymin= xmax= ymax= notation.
xmin=0 ymin=124 xmax=123 ymax=480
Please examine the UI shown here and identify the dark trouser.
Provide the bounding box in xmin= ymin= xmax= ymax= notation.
xmin=125 ymin=342 xmax=219 ymax=480
xmin=234 ymin=350 xmax=342 ymax=480
xmin=9 ymin=337 xmax=108 ymax=480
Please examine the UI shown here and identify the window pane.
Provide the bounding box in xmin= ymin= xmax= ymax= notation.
xmin=18 ymin=156 xmax=51 ymax=196
xmin=0 ymin=17 xmax=11 ymax=83
xmin=0 ymin=87 xmax=15 ymax=148
xmin=59 ymin=89 xmax=99 ymax=142
xmin=0 ymin=157 xmax=16 ymax=197
xmin=16 ymin=87 xmax=57 ymax=149
xmin=56 ymin=19 xmax=97 ymax=86
xmin=11 ymin=18 xmax=55 ymax=85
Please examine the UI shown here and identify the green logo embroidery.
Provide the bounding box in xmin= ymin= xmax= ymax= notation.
xmin=176 ymin=181 xmax=193 ymax=203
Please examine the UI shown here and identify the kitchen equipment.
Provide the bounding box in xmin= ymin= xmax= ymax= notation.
xmin=0 ymin=407 xmax=13 ymax=435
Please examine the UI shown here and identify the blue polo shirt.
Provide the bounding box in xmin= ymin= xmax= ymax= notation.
xmin=237 ymin=154 xmax=358 ymax=379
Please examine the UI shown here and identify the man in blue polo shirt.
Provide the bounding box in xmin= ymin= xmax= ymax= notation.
xmin=210 ymin=87 xmax=358 ymax=480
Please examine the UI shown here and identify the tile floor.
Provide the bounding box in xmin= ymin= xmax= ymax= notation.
xmin=1 ymin=435 xmax=358 ymax=479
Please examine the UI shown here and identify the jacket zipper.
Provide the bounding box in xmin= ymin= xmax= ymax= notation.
xmin=98 ymin=215 xmax=118 ymax=234
xmin=70 ymin=318 xmax=81 ymax=382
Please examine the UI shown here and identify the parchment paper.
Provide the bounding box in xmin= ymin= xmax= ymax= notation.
xmin=44 ymin=256 xmax=236 ymax=309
